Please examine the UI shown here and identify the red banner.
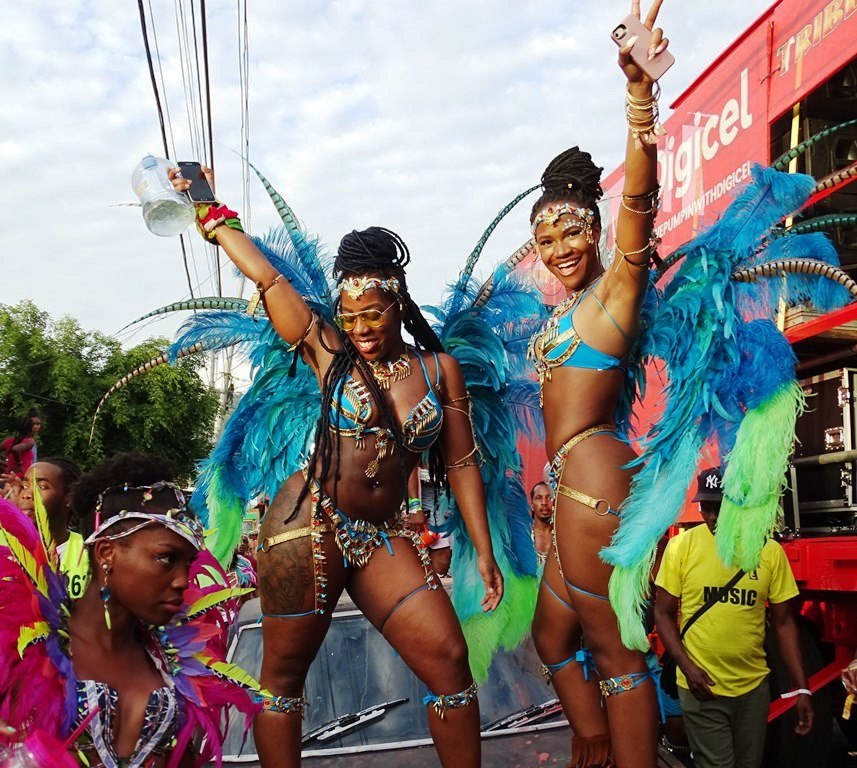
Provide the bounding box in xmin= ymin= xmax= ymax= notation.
xmin=769 ymin=0 xmax=857 ymax=120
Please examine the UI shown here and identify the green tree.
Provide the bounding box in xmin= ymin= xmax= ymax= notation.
xmin=0 ymin=301 xmax=219 ymax=483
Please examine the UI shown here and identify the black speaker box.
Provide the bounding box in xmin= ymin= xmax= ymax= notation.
xmin=785 ymin=368 xmax=857 ymax=533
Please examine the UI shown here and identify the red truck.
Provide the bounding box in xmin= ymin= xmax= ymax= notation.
xmin=521 ymin=2 xmax=857 ymax=764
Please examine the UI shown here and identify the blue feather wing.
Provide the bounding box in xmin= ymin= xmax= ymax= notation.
xmin=425 ymin=265 xmax=546 ymax=676
xmin=735 ymin=231 xmax=852 ymax=314
xmin=176 ymin=313 xmax=322 ymax=562
xmin=169 ymin=310 xmax=262 ymax=360
xmin=168 ymin=220 xmax=333 ymax=562
xmin=603 ymin=164 xmax=853 ymax=650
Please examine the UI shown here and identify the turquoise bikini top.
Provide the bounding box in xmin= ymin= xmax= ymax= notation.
xmin=330 ymin=350 xmax=443 ymax=455
xmin=528 ymin=281 xmax=630 ymax=403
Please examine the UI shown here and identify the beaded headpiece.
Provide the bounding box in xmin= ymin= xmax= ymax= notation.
xmin=85 ymin=481 xmax=205 ymax=551
xmin=338 ymin=275 xmax=401 ymax=300
xmin=531 ymin=203 xmax=596 ymax=243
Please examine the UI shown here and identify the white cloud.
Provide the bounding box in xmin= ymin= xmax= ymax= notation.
xmin=2 ymin=0 xmax=772 ymax=353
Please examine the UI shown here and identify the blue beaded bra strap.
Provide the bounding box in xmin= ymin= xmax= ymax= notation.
xmin=423 ymin=681 xmax=478 ymax=719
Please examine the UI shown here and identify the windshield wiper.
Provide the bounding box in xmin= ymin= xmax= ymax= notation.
xmin=482 ymin=698 xmax=563 ymax=731
xmin=301 ymin=697 xmax=409 ymax=744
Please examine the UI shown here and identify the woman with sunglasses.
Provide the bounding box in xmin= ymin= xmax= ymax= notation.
xmin=170 ymin=169 xmax=503 ymax=768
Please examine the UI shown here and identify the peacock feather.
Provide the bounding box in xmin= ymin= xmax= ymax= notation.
xmin=447 ymin=186 xmax=539 ymax=316
xmin=118 ymin=298 xmax=251 ymax=333
xmin=772 ymin=118 xmax=857 ymax=171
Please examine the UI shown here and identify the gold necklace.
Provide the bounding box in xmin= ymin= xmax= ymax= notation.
xmin=368 ymin=348 xmax=411 ymax=390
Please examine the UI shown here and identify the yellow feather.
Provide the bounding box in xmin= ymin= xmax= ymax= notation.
xmin=185 ymin=587 xmax=252 ymax=619
xmin=198 ymin=656 xmax=262 ymax=691
xmin=17 ymin=621 xmax=49 ymax=657
xmin=33 ymin=486 xmax=54 ymax=556
xmin=4 ymin=531 xmax=48 ymax=595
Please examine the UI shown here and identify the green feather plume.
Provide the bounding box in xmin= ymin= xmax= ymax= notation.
xmin=716 ymin=381 xmax=806 ymax=570
xmin=460 ymin=573 xmax=539 ymax=682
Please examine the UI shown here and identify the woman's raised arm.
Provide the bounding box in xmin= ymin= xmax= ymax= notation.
xmin=169 ymin=167 xmax=338 ymax=367
xmin=610 ymin=0 xmax=670 ymax=298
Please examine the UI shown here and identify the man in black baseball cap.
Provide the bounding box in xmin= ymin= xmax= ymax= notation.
xmin=654 ymin=464 xmax=813 ymax=768
xmin=692 ymin=467 xmax=723 ymax=533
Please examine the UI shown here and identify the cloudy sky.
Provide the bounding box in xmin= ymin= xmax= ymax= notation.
xmin=2 ymin=1 xmax=772 ymax=350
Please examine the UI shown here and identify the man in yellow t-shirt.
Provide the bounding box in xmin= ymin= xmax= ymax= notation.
xmin=58 ymin=529 xmax=90 ymax=600
xmin=654 ymin=468 xmax=813 ymax=768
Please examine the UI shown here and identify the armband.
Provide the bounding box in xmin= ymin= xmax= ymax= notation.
xmin=442 ymin=394 xmax=483 ymax=469
xmin=247 ymin=274 xmax=286 ymax=319
xmin=196 ymin=202 xmax=244 ymax=242
xmin=780 ymin=688 xmax=812 ymax=699
xmin=445 ymin=445 xmax=480 ymax=470
xmin=284 ymin=312 xmax=317 ymax=350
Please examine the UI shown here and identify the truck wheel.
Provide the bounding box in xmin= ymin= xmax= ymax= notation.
xmin=763 ymin=618 xmax=833 ymax=768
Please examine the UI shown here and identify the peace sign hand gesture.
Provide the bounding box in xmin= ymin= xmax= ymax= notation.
xmin=617 ymin=0 xmax=670 ymax=87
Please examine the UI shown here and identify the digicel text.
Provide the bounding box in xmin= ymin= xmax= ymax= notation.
xmin=657 ymin=68 xmax=752 ymax=201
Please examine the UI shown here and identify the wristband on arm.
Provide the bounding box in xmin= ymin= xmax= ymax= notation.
xmin=196 ymin=202 xmax=244 ymax=242
xmin=780 ymin=688 xmax=812 ymax=699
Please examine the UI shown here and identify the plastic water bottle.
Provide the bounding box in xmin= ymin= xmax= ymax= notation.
xmin=131 ymin=155 xmax=195 ymax=237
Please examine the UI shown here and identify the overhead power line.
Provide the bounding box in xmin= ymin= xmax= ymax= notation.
xmin=136 ymin=0 xmax=170 ymax=158
xmin=199 ymin=0 xmax=221 ymax=297
xmin=136 ymin=0 xmax=195 ymax=299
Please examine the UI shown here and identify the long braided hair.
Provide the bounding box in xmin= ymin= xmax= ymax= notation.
xmin=290 ymin=227 xmax=446 ymax=523
xmin=530 ymin=146 xmax=604 ymax=228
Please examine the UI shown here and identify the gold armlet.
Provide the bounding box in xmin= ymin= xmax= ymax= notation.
xmin=443 ymin=392 xmax=483 ymax=468
xmin=622 ymin=186 xmax=660 ymax=201
xmin=620 ymin=188 xmax=660 ymax=215
xmin=286 ymin=312 xmax=317 ymax=352
xmin=247 ymin=273 xmax=286 ymax=318
xmin=445 ymin=445 xmax=480 ymax=470
xmin=615 ymin=242 xmax=651 ymax=267
xmin=615 ymin=235 xmax=662 ymax=269
xmin=442 ymin=394 xmax=472 ymax=416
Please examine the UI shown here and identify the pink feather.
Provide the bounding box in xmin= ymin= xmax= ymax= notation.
xmin=0 ymin=500 xmax=72 ymax=740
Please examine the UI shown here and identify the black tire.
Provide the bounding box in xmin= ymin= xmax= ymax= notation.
xmin=763 ymin=617 xmax=833 ymax=768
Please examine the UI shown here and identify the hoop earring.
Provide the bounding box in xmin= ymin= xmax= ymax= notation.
xmin=100 ymin=563 xmax=112 ymax=631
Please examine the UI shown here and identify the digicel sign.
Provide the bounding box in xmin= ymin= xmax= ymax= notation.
xmin=659 ymin=68 xmax=753 ymax=204
xmin=601 ymin=0 xmax=857 ymax=256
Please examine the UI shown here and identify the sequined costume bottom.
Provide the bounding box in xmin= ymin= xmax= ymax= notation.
xmin=259 ymin=476 xmax=436 ymax=616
